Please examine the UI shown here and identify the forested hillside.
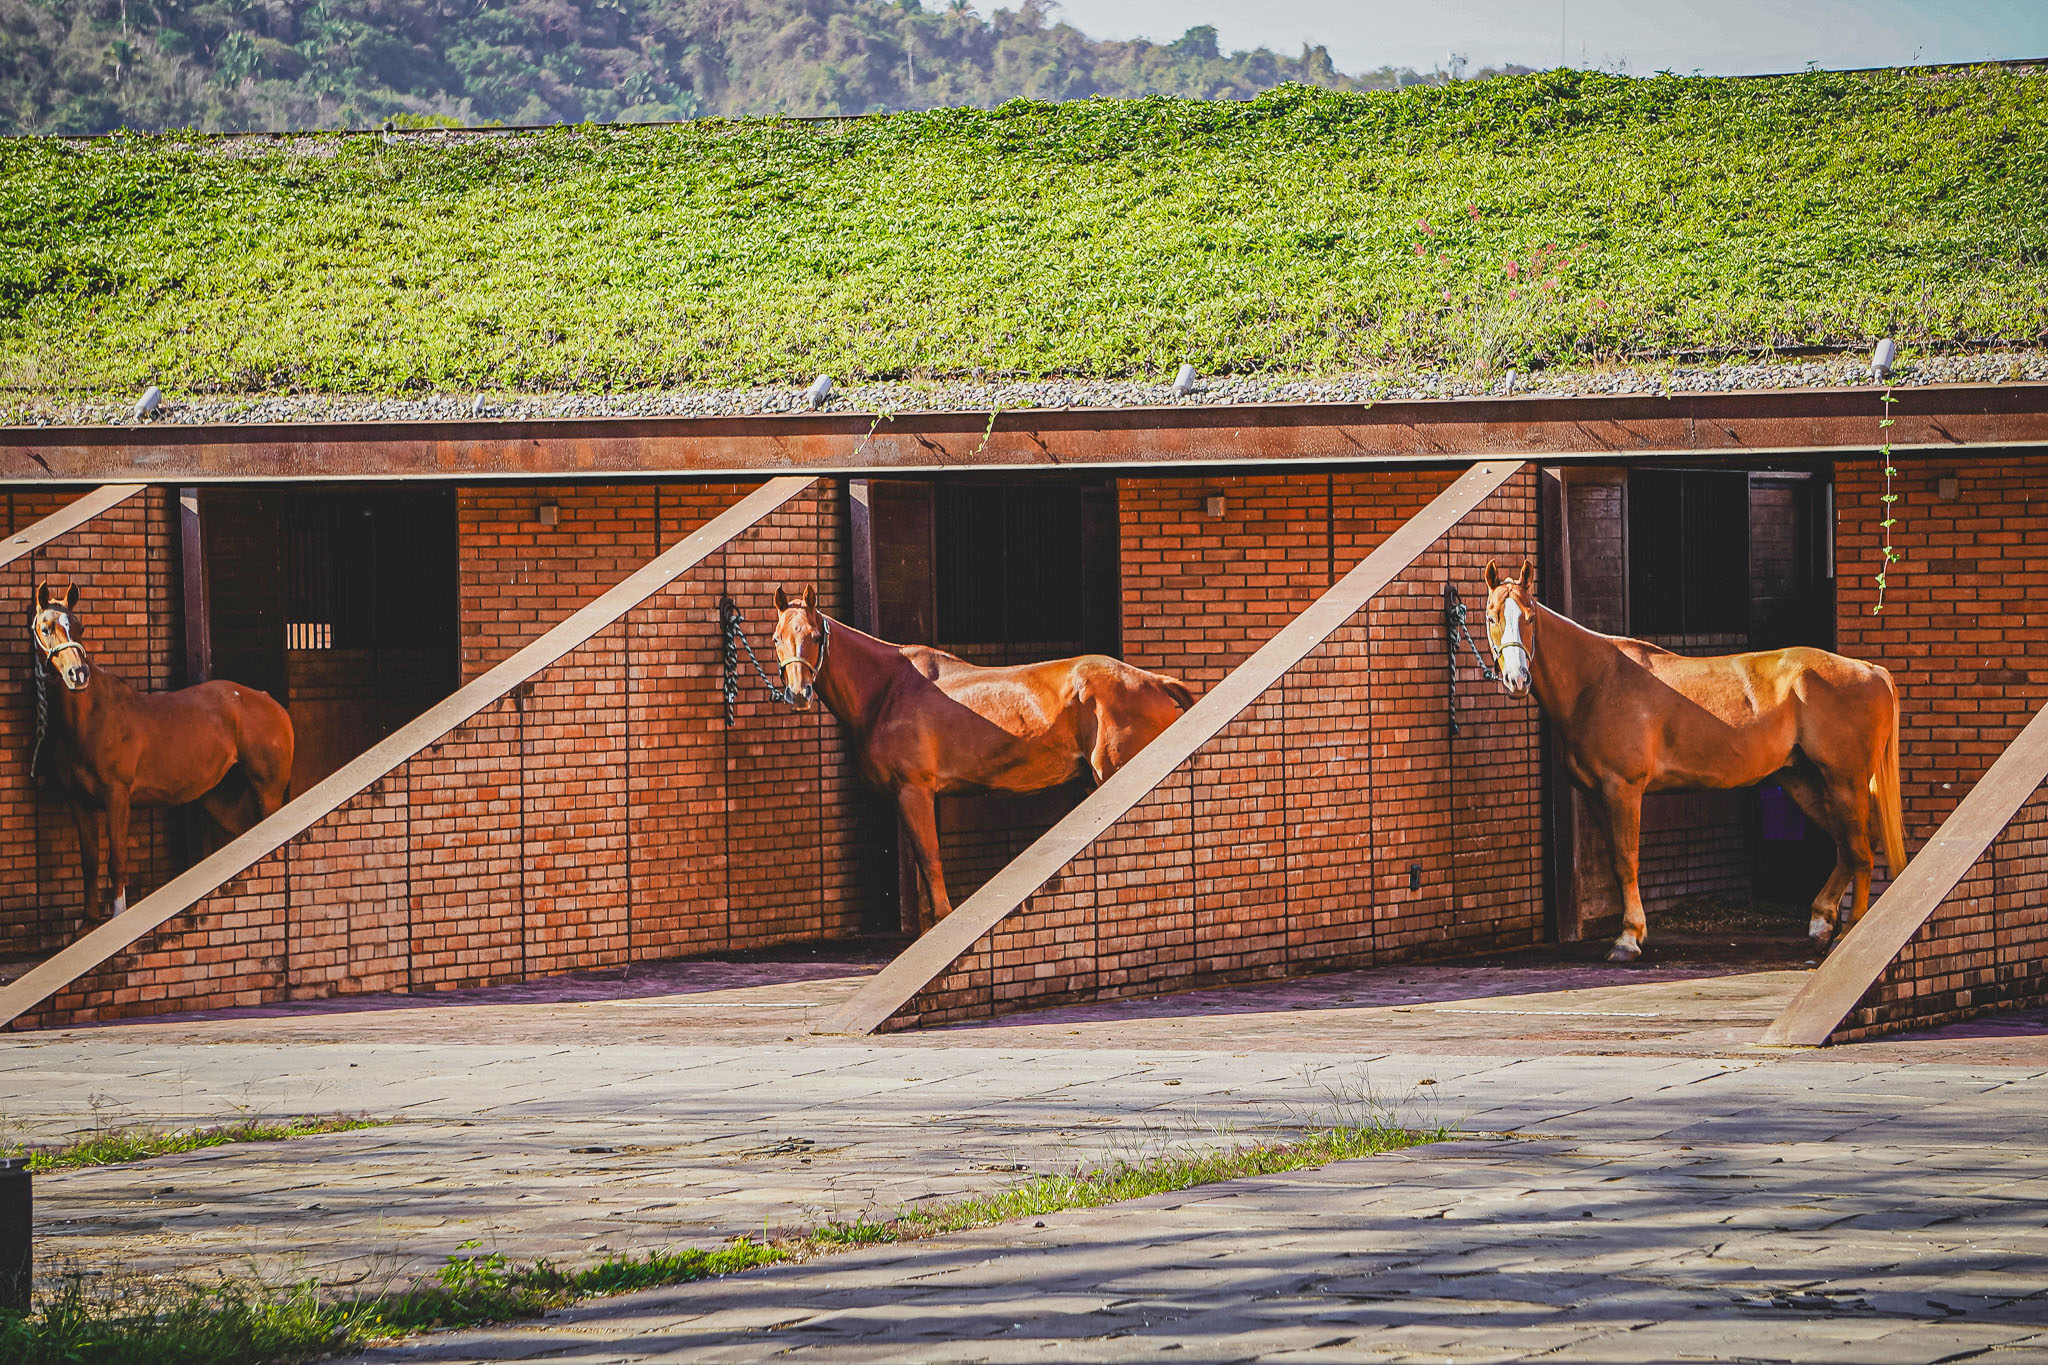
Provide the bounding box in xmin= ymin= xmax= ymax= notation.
xmin=0 ymin=0 xmax=1490 ymax=134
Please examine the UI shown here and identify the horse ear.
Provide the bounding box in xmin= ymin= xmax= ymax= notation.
xmin=1483 ymin=561 xmax=1500 ymax=590
xmin=801 ymin=584 xmax=816 ymax=611
xmin=775 ymin=587 xmax=790 ymax=612
xmin=61 ymin=584 xmax=78 ymax=611
xmin=1518 ymin=558 xmax=1536 ymax=592
xmin=35 ymin=580 xmax=51 ymax=608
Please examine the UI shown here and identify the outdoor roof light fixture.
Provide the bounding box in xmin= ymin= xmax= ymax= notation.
xmin=806 ymin=374 xmax=834 ymax=409
xmin=1871 ymin=338 xmax=1897 ymax=381
xmin=1172 ymin=363 xmax=1198 ymax=398
xmin=132 ymin=386 xmax=161 ymax=421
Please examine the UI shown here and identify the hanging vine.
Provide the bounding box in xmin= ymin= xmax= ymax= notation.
xmin=1873 ymin=387 xmax=1899 ymax=613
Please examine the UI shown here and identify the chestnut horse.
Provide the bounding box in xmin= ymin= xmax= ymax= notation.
xmin=770 ymin=586 xmax=1194 ymax=931
xmin=1482 ymin=559 xmax=1906 ymax=961
xmin=29 ymin=581 xmax=295 ymax=920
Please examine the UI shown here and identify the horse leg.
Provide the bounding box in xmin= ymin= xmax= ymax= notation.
xmin=198 ymin=771 xmax=261 ymax=840
xmin=1594 ymin=783 xmax=1649 ymax=962
xmin=104 ymin=786 xmax=132 ymax=919
xmin=1774 ymin=768 xmax=1854 ymax=949
xmin=895 ymin=786 xmax=953 ymax=932
xmin=1828 ymin=781 xmax=1879 ymax=937
xmin=70 ymin=802 xmax=101 ymax=923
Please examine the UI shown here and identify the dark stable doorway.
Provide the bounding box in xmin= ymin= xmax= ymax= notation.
xmin=1541 ymin=466 xmax=1836 ymax=941
xmin=200 ymin=486 xmax=459 ymax=797
xmin=849 ymin=476 xmax=1122 ymax=934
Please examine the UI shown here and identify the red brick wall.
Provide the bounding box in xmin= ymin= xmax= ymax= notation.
xmin=1830 ymin=450 xmax=2048 ymax=1040
xmin=891 ymin=467 xmax=1545 ymax=1027
xmin=19 ymin=480 xmax=887 ymax=1027
xmin=1 ymin=489 xmax=181 ymax=958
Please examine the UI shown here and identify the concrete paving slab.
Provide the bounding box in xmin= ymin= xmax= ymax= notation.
xmin=7 ymin=955 xmax=2048 ymax=1361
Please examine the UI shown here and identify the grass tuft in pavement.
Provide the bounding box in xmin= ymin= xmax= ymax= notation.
xmin=811 ymin=1120 xmax=1437 ymax=1247
xmin=0 ymin=1120 xmax=1436 ymax=1362
xmin=11 ymin=1115 xmax=386 ymax=1174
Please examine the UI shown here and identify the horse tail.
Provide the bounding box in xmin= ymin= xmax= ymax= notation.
xmin=1871 ymin=673 xmax=1908 ymax=878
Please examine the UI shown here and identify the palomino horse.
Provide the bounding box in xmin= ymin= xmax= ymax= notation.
xmin=28 ymin=581 xmax=295 ymax=920
xmin=770 ymin=586 xmax=1194 ymax=931
xmin=1482 ymin=559 xmax=1906 ymax=961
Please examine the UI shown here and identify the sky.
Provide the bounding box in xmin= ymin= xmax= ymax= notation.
xmin=1051 ymin=0 xmax=2048 ymax=77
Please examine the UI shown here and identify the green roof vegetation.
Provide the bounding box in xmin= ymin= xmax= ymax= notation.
xmin=2 ymin=68 xmax=2044 ymax=400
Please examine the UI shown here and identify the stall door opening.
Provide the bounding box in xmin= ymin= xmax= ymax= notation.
xmin=851 ymin=476 xmax=1122 ymax=932
xmin=204 ymin=487 xmax=459 ymax=796
xmin=1543 ymin=466 xmax=1835 ymax=942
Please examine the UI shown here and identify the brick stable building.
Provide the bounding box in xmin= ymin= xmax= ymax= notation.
xmin=2 ymin=384 xmax=2045 ymax=1040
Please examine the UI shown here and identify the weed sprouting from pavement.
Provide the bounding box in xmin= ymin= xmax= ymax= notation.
xmin=2 ymin=1115 xmax=386 ymax=1174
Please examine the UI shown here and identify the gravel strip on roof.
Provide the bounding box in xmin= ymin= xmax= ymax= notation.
xmin=6 ymin=351 xmax=2046 ymax=429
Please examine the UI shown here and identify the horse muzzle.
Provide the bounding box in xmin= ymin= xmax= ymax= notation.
xmin=59 ymin=662 xmax=90 ymax=691
xmin=1496 ymin=641 xmax=1532 ymax=698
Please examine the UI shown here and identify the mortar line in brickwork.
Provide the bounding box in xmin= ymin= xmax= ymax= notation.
xmin=719 ymin=541 xmax=733 ymax=952
xmin=404 ymin=760 xmax=415 ymax=996
xmin=0 ymin=477 xmax=816 ymax=1030
xmin=518 ymin=688 xmax=529 ymax=984
xmin=823 ymin=460 xmax=1522 ymax=1036
xmin=1763 ymin=692 xmax=2048 ymax=1047
xmin=624 ymin=603 xmax=635 ymax=968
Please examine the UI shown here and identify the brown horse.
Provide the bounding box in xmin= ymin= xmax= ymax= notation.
xmin=771 ymin=586 xmax=1194 ymax=931
xmin=28 ymin=581 xmax=295 ymax=920
xmin=1482 ymin=559 xmax=1906 ymax=961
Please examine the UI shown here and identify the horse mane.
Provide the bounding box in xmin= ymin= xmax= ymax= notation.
xmin=1535 ymin=601 xmax=1676 ymax=659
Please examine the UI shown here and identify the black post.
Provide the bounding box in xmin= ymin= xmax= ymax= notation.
xmin=0 ymin=1157 xmax=30 ymax=1315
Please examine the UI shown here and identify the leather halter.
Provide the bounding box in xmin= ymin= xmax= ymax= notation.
xmin=779 ymin=616 xmax=830 ymax=692
xmin=31 ymin=613 xmax=89 ymax=691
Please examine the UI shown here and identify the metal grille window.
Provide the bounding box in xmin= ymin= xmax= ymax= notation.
xmin=283 ymin=491 xmax=455 ymax=653
xmin=1628 ymin=470 xmax=1750 ymax=637
xmin=935 ymin=484 xmax=1087 ymax=648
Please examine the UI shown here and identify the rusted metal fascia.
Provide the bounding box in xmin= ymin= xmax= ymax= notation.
xmin=0 ymin=485 xmax=146 ymax=569
xmin=4 ymin=383 xmax=2046 ymax=484
xmin=0 ymin=476 xmax=816 ymax=1030
xmin=1761 ymin=697 xmax=2048 ymax=1047
xmin=817 ymin=458 xmax=1524 ymax=1037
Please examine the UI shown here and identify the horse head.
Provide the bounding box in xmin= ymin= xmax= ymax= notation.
xmin=772 ymin=585 xmax=828 ymax=711
xmin=1481 ymin=559 xmax=1537 ymax=699
xmin=30 ymin=581 xmax=91 ymax=691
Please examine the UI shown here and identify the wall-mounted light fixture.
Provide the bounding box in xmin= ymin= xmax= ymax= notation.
xmin=1937 ymin=477 xmax=1959 ymax=502
xmin=537 ymin=502 xmax=560 ymax=527
xmin=1204 ymin=494 xmax=1226 ymax=519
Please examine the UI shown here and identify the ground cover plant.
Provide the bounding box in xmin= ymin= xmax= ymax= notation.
xmin=8 ymin=1114 xmax=384 ymax=1173
xmin=0 ymin=1119 xmax=1435 ymax=1363
xmin=2 ymin=68 xmax=2044 ymax=401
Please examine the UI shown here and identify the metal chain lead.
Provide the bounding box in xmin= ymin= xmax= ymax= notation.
xmin=721 ymin=597 xmax=794 ymax=727
xmin=1444 ymin=582 xmax=1502 ymax=740
xmin=29 ymin=652 xmax=48 ymax=779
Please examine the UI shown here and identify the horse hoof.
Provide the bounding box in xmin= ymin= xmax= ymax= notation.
xmin=1607 ymin=942 xmax=1641 ymax=963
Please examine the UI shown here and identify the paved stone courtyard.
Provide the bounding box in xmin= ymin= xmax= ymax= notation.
xmin=5 ymin=949 xmax=2047 ymax=1363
